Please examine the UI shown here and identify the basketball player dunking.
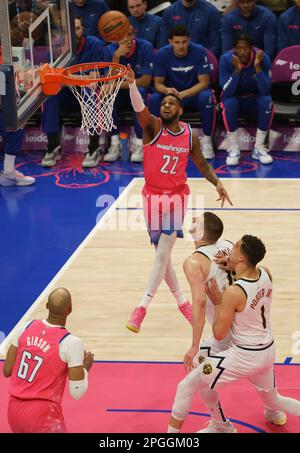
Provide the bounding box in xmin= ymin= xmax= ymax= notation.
xmin=125 ymin=64 xmax=233 ymax=334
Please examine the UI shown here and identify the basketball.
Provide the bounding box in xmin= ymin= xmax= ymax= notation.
xmin=98 ymin=11 xmax=131 ymax=42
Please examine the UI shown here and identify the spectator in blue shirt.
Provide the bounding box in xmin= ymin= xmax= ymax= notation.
xmin=127 ymin=0 xmax=163 ymax=49
xmin=221 ymin=0 xmax=277 ymax=59
xmin=277 ymin=0 xmax=300 ymax=51
xmin=160 ymin=0 xmax=221 ymax=57
xmin=148 ymin=25 xmax=216 ymax=158
xmin=219 ymin=34 xmax=274 ymax=166
xmin=103 ymin=26 xmax=154 ymax=162
xmin=42 ymin=16 xmax=104 ymax=168
xmin=71 ymin=0 xmax=109 ymax=40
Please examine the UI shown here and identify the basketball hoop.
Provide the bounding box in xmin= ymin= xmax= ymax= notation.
xmin=40 ymin=62 xmax=128 ymax=135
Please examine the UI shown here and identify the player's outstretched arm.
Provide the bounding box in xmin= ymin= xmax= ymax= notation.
xmin=190 ymin=133 xmax=233 ymax=207
xmin=126 ymin=64 xmax=160 ymax=133
xmin=183 ymin=255 xmax=207 ymax=372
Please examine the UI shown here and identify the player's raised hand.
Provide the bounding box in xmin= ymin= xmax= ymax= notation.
xmin=184 ymin=345 xmax=199 ymax=372
xmin=216 ymin=181 xmax=233 ymax=207
xmin=126 ymin=64 xmax=135 ymax=84
xmin=83 ymin=351 xmax=94 ymax=371
xmin=206 ymin=278 xmax=223 ymax=306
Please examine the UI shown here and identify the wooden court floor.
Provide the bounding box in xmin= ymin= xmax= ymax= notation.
xmin=3 ymin=178 xmax=300 ymax=363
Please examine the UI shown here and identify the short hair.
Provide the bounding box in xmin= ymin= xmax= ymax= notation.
xmin=204 ymin=212 xmax=224 ymax=242
xmin=233 ymin=33 xmax=254 ymax=48
xmin=74 ymin=15 xmax=84 ymax=26
xmin=240 ymin=235 xmax=266 ymax=267
xmin=162 ymin=93 xmax=184 ymax=110
xmin=169 ymin=25 xmax=189 ymax=40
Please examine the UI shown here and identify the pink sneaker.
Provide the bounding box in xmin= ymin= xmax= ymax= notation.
xmin=126 ymin=306 xmax=147 ymax=333
xmin=179 ymin=301 xmax=193 ymax=324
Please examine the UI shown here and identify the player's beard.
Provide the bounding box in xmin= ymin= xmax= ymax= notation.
xmin=161 ymin=112 xmax=178 ymax=126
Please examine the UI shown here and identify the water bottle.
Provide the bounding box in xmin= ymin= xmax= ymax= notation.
xmin=120 ymin=132 xmax=129 ymax=162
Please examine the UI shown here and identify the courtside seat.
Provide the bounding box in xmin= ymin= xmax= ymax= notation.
xmin=271 ymin=46 xmax=300 ymax=123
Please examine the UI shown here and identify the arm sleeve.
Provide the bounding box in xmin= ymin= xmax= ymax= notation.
xmin=221 ymin=15 xmax=234 ymax=53
xmin=219 ymin=55 xmax=239 ymax=98
xmin=208 ymin=9 xmax=221 ymax=57
xmin=69 ymin=369 xmax=88 ymax=400
xmin=263 ymin=15 xmax=277 ymax=59
xmin=59 ymin=334 xmax=84 ymax=367
xmin=277 ymin=16 xmax=288 ymax=52
xmin=256 ymin=54 xmax=272 ymax=95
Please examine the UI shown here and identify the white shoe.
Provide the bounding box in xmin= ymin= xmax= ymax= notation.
xmin=42 ymin=146 xmax=61 ymax=167
xmin=103 ymin=144 xmax=120 ymax=162
xmin=131 ymin=144 xmax=143 ymax=162
xmin=0 ymin=170 xmax=36 ymax=187
xmin=264 ymin=408 xmax=287 ymax=426
xmin=197 ymin=419 xmax=237 ymax=433
xmin=226 ymin=149 xmax=240 ymax=166
xmin=201 ymin=136 xmax=215 ymax=159
xmin=252 ymin=146 xmax=273 ymax=164
xmin=82 ymin=148 xmax=101 ymax=168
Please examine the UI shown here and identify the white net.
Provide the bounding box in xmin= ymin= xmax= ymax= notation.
xmin=65 ymin=65 xmax=126 ymax=135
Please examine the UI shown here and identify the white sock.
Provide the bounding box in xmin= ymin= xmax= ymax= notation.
xmin=167 ymin=426 xmax=181 ymax=433
xmin=254 ymin=129 xmax=268 ymax=149
xmin=3 ymin=154 xmax=16 ymax=174
xmin=111 ymin=135 xmax=120 ymax=146
xmin=138 ymin=291 xmax=153 ymax=309
xmin=164 ymin=261 xmax=186 ymax=306
xmin=227 ymin=130 xmax=239 ymax=151
xmin=135 ymin=138 xmax=143 ymax=146
xmin=138 ymin=233 xmax=177 ymax=309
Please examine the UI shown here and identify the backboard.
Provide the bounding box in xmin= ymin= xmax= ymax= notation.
xmin=0 ymin=0 xmax=76 ymax=130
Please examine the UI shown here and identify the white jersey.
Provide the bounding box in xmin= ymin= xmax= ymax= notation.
xmin=195 ymin=239 xmax=233 ymax=324
xmin=230 ymin=267 xmax=274 ymax=348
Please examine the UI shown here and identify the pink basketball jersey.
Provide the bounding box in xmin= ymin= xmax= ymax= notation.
xmin=9 ymin=320 xmax=69 ymax=403
xmin=143 ymin=121 xmax=192 ymax=194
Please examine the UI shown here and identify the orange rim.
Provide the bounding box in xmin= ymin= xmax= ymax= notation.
xmin=61 ymin=62 xmax=128 ymax=86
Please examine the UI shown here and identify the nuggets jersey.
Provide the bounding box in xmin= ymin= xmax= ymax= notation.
xmin=10 ymin=320 xmax=69 ymax=403
xmin=195 ymin=239 xmax=233 ymax=324
xmin=231 ymin=268 xmax=273 ymax=347
xmin=143 ymin=121 xmax=192 ymax=194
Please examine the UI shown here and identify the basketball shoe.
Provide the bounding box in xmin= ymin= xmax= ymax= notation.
xmin=0 ymin=170 xmax=36 ymax=186
xmin=126 ymin=306 xmax=147 ymax=333
xmin=104 ymin=144 xmax=120 ymax=162
xmin=252 ymin=146 xmax=273 ymax=164
xmin=42 ymin=145 xmax=62 ymax=167
xmin=264 ymin=409 xmax=287 ymax=426
xmin=197 ymin=419 xmax=237 ymax=433
xmin=82 ymin=148 xmax=101 ymax=167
